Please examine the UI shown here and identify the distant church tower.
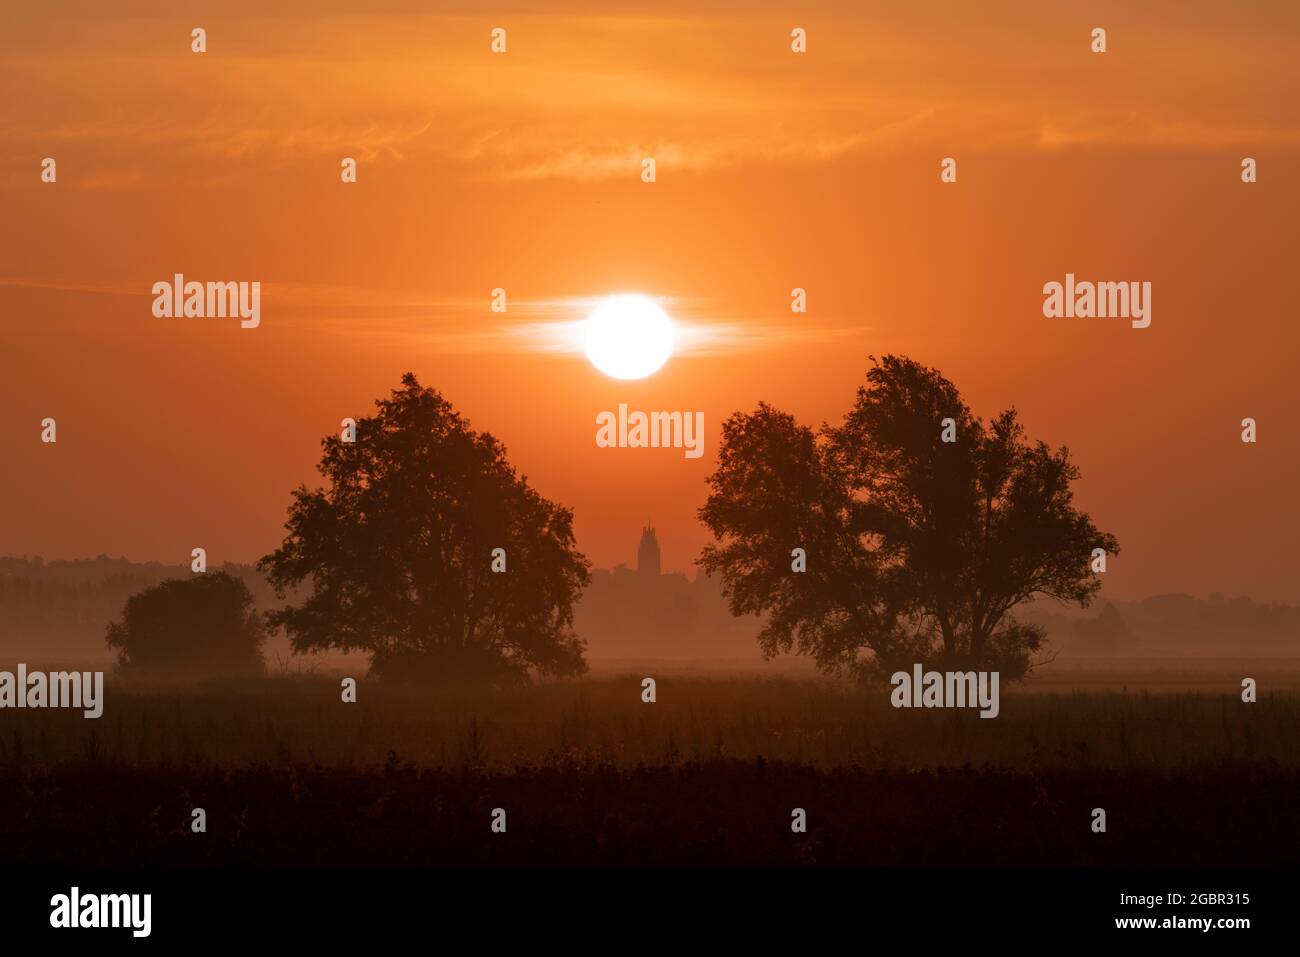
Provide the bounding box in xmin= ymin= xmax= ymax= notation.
xmin=637 ymin=524 xmax=661 ymax=576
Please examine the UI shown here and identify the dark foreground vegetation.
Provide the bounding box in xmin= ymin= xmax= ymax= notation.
xmin=1 ymin=760 xmax=1297 ymax=866
xmin=0 ymin=675 xmax=1296 ymax=866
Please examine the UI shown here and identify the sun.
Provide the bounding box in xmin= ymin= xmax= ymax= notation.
xmin=584 ymin=295 xmax=674 ymax=379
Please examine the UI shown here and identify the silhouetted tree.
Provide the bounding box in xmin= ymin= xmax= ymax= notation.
xmin=104 ymin=571 xmax=266 ymax=676
xmin=698 ymin=355 xmax=1118 ymax=681
xmin=258 ymin=373 xmax=589 ymax=684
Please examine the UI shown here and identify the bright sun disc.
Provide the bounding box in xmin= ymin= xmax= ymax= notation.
xmin=584 ymin=295 xmax=674 ymax=379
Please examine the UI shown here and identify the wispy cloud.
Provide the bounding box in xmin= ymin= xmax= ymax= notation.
xmin=0 ymin=277 xmax=863 ymax=354
xmin=9 ymin=7 xmax=1299 ymax=190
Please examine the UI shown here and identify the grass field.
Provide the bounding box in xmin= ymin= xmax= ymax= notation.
xmin=3 ymin=666 xmax=1298 ymax=770
xmin=2 ymin=662 xmax=1296 ymax=865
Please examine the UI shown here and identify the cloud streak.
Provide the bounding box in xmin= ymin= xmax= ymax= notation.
xmin=0 ymin=279 xmax=860 ymax=355
xmin=7 ymin=6 xmax=1300 ymax=188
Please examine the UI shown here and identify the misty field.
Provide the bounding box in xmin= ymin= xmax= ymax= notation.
xmin=2 ymin=666 xmax=1297 ymax=865
xmin=3 ymin=667 xmax=1299 ymax=770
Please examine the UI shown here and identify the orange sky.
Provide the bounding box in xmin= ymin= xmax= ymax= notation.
xmin=3 ymin=1 xmax=1299 ymax=602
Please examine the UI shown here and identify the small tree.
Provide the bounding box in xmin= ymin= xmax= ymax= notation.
xmin=258 ymin=373 xmax=590 ymax=684
xmin=105 ymin=571 xmax=266 ymax=676
xmin=699 ymin=355 xmax=1118 ymax=681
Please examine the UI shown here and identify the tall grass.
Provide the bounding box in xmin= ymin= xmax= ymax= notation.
xmin=1 ymin=675 xmax=1295 ymax=771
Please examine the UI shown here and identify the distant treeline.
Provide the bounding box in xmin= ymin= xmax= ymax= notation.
xmin=0 ymin=555 xmax=762 ymax=662
xmin=1 ymin=555 xmax=1297 ymax=661
xmin=1023 ymin=593 xmax=1300 ymax=657
xmin=573 ymin=564 xmax=763 ymax=659
xmin=0 ymin=556 xmax=283 ymax=659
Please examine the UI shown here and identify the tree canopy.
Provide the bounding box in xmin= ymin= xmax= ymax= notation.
xmin=698 ymin=355 xmax=1118 ymax=681
xmin=258 ymin=373 xmax=590 ymax=684
xmin=104 ymin=570 xmax=266 ymax=677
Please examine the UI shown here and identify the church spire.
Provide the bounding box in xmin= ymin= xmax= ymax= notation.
xmin=637 ymin=525 xmax=661 ymax=577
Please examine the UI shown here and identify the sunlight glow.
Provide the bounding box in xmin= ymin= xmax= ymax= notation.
xmin=584 ymin=295 xmax=674 ymax=379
